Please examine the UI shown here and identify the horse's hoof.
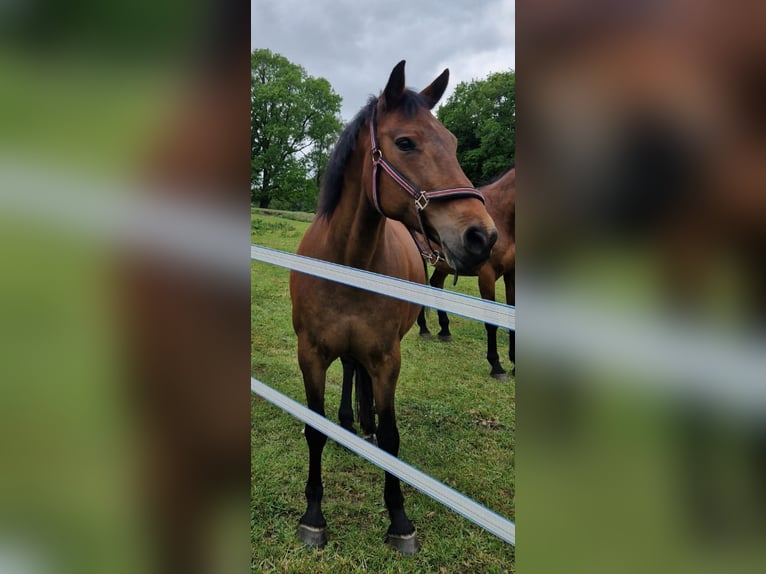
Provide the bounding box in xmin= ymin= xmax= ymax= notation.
xmin=437 ymin=334 xmax=452 ymax=342
xmin=297 ymin=524 xmax=327 ymax=548
xmin=419 ymin=332 xmax=432 ymax=340
xmin=363 ymin=433 xmax=378 ymax=445
xmin=492 ymin=372 xmax=509 ymax=382
xmin=386 ymin=531 xmax=420 ymax=555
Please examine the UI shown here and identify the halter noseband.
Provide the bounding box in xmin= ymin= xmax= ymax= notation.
xmin=369 ymin=106 xmax=485 ymax=264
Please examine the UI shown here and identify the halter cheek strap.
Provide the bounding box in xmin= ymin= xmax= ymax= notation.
xmin=369 ymin=106 xmax=485 ymax=264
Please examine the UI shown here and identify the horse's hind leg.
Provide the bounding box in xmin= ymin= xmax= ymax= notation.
xmin=417 ymin=259 xmax=433 ymax=339
xmin=297 ymin=343 xmax=330 ymax=548
xmin=338 ymin=356 xmax=356 ymax=433
xmin=371 ymin=355 xmax=420 ymax=554
xmin=355 ymin=362 xmax=377 ymax=442
xmin=338 ymin=357 xmax=376 ymax=440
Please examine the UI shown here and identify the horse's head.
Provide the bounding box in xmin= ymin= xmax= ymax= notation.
xmin=366 ymin=60 xmax=497 ymax=273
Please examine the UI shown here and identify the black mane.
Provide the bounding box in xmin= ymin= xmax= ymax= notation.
xmin=317 ymin=90 xmax=429 ymax=217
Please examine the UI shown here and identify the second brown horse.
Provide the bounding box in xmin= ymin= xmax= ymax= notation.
xmin=416 ymin=168 xmax=516 ymax=380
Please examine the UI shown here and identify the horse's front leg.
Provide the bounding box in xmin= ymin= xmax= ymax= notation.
xmin=479 ymin=268 xmax=507 ymax=380
xmin=416 ymin=305 xmax=431 ymax=338
xmin=418 ymin=266 xmax=450 ymax=340
xmin=297 ymin=340 xmax=331 ymax=548
xmin=504 ymin=270 xmax=515 ymax=376
xmin=431 ymin=268 xmax=452 ymax=341
xmin=370 ymin=352 xmax=420 ymax=555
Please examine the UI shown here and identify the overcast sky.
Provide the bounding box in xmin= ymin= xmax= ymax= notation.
xmin=251 ymin=0 xmax=515 ymax=120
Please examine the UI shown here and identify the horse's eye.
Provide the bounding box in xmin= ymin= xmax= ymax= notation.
xmin=395 ymin=137 xmax=416 ymax=151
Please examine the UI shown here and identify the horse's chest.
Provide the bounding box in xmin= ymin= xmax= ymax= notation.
xmin=325 ymin=286 xmax=401 ymax=324
xmin=308 ymin=283 xmax=406 ymax=348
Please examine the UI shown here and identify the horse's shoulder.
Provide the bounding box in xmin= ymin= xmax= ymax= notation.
xmin=295 ymin=218 xmax=328 ymax=258
xmin=381 ymin=221 xmax=424 ymax=280
xmin=386 ymin=220 xmax=420 ymax=254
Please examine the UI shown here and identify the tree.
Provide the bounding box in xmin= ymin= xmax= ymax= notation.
xmin=251 ymin=49 xmax=342 ymax=210
xmin=437 ymin=70 xmax=515 ymax=186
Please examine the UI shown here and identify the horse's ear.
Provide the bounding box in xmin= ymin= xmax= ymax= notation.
xmin=420 ymin=68 xmax=449 ymax=109
xmin=383 ymin=60 xmax=406 ymax=110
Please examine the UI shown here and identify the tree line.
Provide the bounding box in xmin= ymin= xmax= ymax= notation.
xmin=251 ymin=48 xmax=514 ymax=211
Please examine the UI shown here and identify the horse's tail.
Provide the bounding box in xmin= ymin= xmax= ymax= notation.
xmin=354 ymin=360 xmax=376 ymax=438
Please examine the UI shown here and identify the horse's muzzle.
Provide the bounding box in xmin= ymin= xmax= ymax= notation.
xmin=463 ymin=224 xmax=498 ymax=260
xmin=442 ymin=224 xmax=497 ymax=272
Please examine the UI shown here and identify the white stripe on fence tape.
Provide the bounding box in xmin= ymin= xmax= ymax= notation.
xmin=251 ymin=245 xmax=516 ymax=330
xmin=251 ymin=377 xmax=516 ymax=546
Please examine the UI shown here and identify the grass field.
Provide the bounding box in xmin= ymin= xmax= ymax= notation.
xmin=251 ymin=210 xmax=515 ymax=573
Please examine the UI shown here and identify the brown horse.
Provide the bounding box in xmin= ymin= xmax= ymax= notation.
xmin=416 ymin=168 xmax=516 ymax=380
xmin=289 ymin=61 xmax=497 ymax=554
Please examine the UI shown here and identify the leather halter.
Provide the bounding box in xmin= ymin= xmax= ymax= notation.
xmin=369 ymin=106 xmax=484 ymax=264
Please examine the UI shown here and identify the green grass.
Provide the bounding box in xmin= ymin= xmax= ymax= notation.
xmin=252 ymin=207 xmax=316 ymax=223
xmin=251 ymin=210 xmax=515 ymax=573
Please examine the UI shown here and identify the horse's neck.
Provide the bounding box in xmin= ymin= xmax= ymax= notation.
xmin=483 ymin=183 xmax=515 ymax=232
xmin=327 ymin=159 xmax=387 ymax=270
xmin=487 ymin=171 xmax=515 ymax=207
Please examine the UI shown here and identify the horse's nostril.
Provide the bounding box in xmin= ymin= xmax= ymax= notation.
xmin=488 ymin=227 xmax=498 ymax=248
xmin=463 ymin=225 xmax=497 ymax=257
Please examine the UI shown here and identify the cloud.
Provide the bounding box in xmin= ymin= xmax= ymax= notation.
xmin=252 ymin=0 xmax=515 ymax=120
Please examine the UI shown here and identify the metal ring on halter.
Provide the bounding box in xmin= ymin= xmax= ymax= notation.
xmin=415 ymin=192 xmax=429 ymax=211
xmin=425 ymin=251 xmax=443 ymax=265
xmin=372 ymin=149 xmax=383 ymax=163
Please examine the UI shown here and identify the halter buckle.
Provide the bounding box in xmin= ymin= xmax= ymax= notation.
xmin=424 ymin=251 xmax=443 ymax=265
xmin=415 ymin=191 xmax=429 ymax=211
xmin=371 ymin=148 xmax=383 ymax=163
